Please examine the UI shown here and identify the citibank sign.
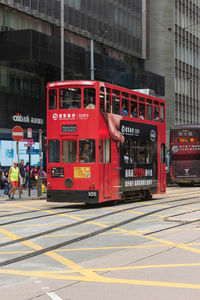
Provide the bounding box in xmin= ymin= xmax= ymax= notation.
xmin=12 ymin=113 xmax=44 ymax=125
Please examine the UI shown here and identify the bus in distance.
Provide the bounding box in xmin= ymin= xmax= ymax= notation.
xmin=170 ymin=125 xmax=200 ymax=185
xmin=46 ymin=80 xmax=166 ymax=204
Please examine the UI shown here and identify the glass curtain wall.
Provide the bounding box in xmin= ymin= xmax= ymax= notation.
xmin=8 ymin=0 xmax=143 ymax=57
xmin=174 ymin=0 xmax=200 ymax=124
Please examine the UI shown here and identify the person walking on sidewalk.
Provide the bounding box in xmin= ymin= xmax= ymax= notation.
xmin=19 ymin=160 xmax=26 ymax=195
xmin=8 ymin=161 xmax=21 ymax=200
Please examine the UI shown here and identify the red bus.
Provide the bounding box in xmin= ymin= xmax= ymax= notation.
xmin=170 ymin=125 xmax=200 ymax=185
xmin=46 ymin=80 xmax=166 ymax=204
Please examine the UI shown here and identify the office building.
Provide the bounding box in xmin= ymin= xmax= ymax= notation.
xmin=0 ymin=0 xmax=164 ymax=145
xmin=146 ymin=0 xmax=200 ymax=142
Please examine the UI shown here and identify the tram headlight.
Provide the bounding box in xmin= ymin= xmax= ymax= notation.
xmin=65 ymin=178 xmax=73 ymax=188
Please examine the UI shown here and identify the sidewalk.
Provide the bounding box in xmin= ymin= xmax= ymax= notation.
xmin=0 ymin=188 xmax=46 ymax=200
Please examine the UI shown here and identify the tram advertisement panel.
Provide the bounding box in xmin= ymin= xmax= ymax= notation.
xmin=119 ymin=120 xmax=158 ymax=193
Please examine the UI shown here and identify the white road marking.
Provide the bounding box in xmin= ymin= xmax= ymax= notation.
xmin=47 ymin=292 xmax=63 ymax=300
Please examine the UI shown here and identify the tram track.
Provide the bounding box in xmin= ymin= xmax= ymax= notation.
xmin=1 ymin=194 xmax=200 ymax=267
xmin=0 ymin=190 xmax=199 ymax=228
xmin=0 ymin=193 xmax=200 ymax=249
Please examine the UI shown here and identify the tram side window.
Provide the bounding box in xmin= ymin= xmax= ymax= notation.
xmin=49 ymin=89 xmax=57 ymax=110
xmin=131 ymin=101 xmax=138 ymax=118
xmin=160 ymin=104 xmax=165 ymax=123
xmin=122 ymin=99 xmax=129 ymax=116
xmin=130 ymin=140 xmax=138 ymax=163
xmin=112 ymin=89 xmax=120 ymax=114
xmin=129 ymin=140 xmax=153 ymax=163
xmin=112 ymin=96 xmax=120 ymax=114
xmin=84 ymin=88 xmax=96 ymax=109
xmin=147 ymin=105 xmax=152 ymax=121
xmin=161 ymin=144 xmax=166 ymax=163
xmin=104 ymin=138 xmax=111 ymax=163
xmin=146 ymin=142 xmax=153 ymax=163
xmin=154 ymin=106 xmax=160 ymax=122
xmin=48 ymin=140 xmax=60 ymax=163
xmin=106 ymin=95 xmax=111 ymax=112
xmin=62 ymin=140 xmax=77 ymax=163
xmin=139 ymin=103 xmax=145 ymax=119
xmin=100 ymin=94 xmax=105 ymax=112
xmin=99 ymin=139 xmax=103 ymax=163
xmin=59 ymin=88 xmax=81 ymax=109
xmin=79 ymin=139 xmax=95 ymax=163
xmin=123 ymin=141 xmax=132 ymax=164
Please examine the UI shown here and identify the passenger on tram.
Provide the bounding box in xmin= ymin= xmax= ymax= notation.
xmin=79 ymin=142 xmax=92 ymax=163
xmin=86 ymin=97 xmax=95 ymax=109
xmin=124 ymin=150 xmax=132 ymax=163
xmin=68 ymin=101 xmax=79 ymax=109
xmin=122 ymin=104 xmax=128 ymax=116
xmin=131 ymin=108 xmax=137 ymax=118
xmin=154 ymin=111 xmax=159 ymax=122
xmin=139 ymin=111 xmax=144 ymax=119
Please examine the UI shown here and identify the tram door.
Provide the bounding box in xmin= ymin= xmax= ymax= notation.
xmin=103 ymin=138 xmax=111 ymax=198
xmin=160 ymin=143 xmax=166 ymax=192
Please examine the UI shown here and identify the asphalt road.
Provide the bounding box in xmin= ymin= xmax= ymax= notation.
xmin=0 ymin=186 xmax=200 ymax=299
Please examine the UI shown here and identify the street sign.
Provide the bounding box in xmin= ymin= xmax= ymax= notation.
xmin=24 ymin=142 xmax=35 ymax=147
xmin=26 ymin=149 xmax=40 ymax=155
xmin=27 ymin=128 xmax=32 ymax=138
xmin=12 ymin=126 xmax=24 ymax=142
xmin=23 ymin=139 xmax=34 ymax=142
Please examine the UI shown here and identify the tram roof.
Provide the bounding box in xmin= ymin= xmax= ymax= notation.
xmin=47 ymin=80 xmax=165 ymax=101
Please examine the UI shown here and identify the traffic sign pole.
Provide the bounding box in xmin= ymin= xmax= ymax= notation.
xmin=29 ymin=147 xmax=31 ymax=197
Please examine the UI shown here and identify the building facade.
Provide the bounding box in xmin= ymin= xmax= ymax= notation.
xmin=0 ymin=0 xmax=164 ymax=145
xmin=146 ymin=0 xmax=200 ymax=144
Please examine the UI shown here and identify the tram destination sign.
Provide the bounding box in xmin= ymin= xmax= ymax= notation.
xmin=62 ymin=124 xmax=77 ymax=133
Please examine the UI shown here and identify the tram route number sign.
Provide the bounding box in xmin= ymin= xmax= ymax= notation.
xmin=12 ymin=126 xmax=24 ymax=142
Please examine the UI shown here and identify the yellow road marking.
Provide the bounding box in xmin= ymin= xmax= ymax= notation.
xmin=0 ymin=244 xmax=167 ymax=255
xmin=1 ymin=268 xmax=200 ymax=289
xmin=3 ymin=223 xmax=70 ymax=228
xmin=0 ymin=227 xmax=101 ymax=279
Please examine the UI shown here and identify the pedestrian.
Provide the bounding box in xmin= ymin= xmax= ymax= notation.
xmin=8 ymin=161 xmax=21 ymax=200
xmin=3 ymin=172 xmax=10 ymax=195
xmin=31 ymin=164 xmax=40 ymax=197
xmin=0 ymin=164 xmax=3 ymax=189
xmin=25 ymin=162 xmax=30 ymax=189
xmin=19 ymin=160 xmax=26 ymax=194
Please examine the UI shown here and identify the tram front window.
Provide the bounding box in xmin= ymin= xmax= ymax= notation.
xmin=59 ymin=88 xmax=81 ymax=109
xmin=49 ymin=140 xmax=60 ymax=163
xmin=79 ymin=139 xmax=95 ymax=163
xmin=62 ymin=140 xmax=77 ymax=163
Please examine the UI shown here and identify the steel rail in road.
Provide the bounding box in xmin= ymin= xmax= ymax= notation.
xmin=0 ymin=194 xmax=200 ymax=267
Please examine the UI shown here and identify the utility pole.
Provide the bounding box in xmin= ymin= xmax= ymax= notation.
xmin=61 ymin=0 xmax=64 ymax=81
xmin=90 ymin=39 xmax=95 ymax=80
xmin=39 ymin=129 xmax=43 ymax=197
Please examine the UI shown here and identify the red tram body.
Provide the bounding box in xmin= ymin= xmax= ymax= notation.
xmin=46 ymin=80 xmax=166 ymax=203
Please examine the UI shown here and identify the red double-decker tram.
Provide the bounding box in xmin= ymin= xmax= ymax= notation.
xmin=170 ymin=125 xmax=200 ymax=185
xmin=46 ymin=80 xmax=166 ymax=204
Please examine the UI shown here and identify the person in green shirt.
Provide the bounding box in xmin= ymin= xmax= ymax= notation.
xmin=8 ymin=161 xmax=21 ymax=200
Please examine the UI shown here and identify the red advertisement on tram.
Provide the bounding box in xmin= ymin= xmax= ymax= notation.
xmin=46 ymin=80 xmax=166 ymax=204
xmin=170 ymin=125 xmax=200 ymax=185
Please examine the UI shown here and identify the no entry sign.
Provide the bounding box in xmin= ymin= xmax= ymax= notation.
xmin=12 ymin=126 xmax=24 ymax=142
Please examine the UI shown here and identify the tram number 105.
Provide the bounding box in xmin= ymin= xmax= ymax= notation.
xmin=88 ymin=191 xmax=97 ymax=198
